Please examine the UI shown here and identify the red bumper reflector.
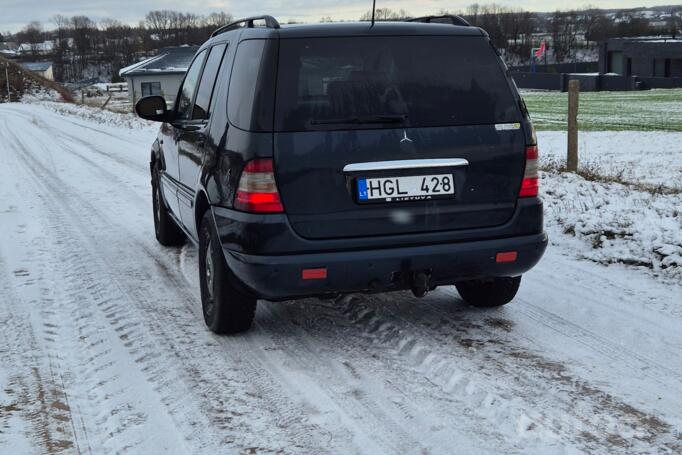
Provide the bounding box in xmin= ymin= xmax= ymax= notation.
xmin=302 ymin=268 xmax=327 ymax=280
xmin=496 ymin=251 xmax=518 ymax=263
xmin=519 ymin=177 xmax=539 ymax=198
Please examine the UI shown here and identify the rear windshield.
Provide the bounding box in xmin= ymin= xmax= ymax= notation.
xmin=275 ymin=36 xmax=521 ymax=131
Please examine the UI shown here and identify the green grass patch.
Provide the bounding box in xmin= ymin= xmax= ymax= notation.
xmin=522 ymin=89 xmax=682 ymax=132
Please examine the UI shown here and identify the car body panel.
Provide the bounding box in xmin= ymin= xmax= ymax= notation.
xmin=143 ymin=20 xmax=547 ymax=301
xmin=223 ymin=232 xmax=548 ymax=300
xmin=212 ymin=198 xmax=543 ymax=256
xmin=274 ymin=124 xmax=527 ymax=239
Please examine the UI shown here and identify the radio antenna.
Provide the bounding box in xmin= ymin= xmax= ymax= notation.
xmin=371 ymin=0 xmax=377 ymax=27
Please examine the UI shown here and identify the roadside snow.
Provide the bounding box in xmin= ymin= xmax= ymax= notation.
xmin=537 ymin=131 xmax=682 ymax=190
xmin=534 ymin=131 xmax=682 ymax=282
xmin=23 ymin=100 xmax=158 ymax=134
xmin=20 ymin=87 xmax=62 ymax=103
xmin=542 ymin=171 xmax=682 ymax=282
xmin=1 ymin=101 xmax=681 ymax=454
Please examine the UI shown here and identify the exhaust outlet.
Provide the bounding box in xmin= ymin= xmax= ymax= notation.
xmin=411 ymin=271 xmax=431 ymax=298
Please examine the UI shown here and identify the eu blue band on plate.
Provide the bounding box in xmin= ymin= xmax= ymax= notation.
xmin=357 ymin=179 xmax=368 ymax=200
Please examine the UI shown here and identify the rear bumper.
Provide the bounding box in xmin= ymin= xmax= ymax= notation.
xmin=223 ymin=232 xmax=548 ymax=300
xmin=213 ymin=198 xmax=545 ymax=255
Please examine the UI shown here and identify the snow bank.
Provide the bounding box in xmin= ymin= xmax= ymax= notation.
xmin=20 ymin=87 xmax=62 ymax=103
xmin=25 ymin=100 xmax=157 ymax=134
xmin=543 ymin=171 xmax=682 ymax=282
xmin=537 ymin=131 xmax=682 ymax=190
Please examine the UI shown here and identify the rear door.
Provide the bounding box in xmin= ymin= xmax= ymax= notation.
xmin=177 ymin=43 xmax=228 ymax=236
xmin=273 ymin=35 xmax=526 ymax=239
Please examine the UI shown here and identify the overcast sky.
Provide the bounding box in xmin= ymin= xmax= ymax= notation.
xmin=1 ymin=0 xmax=679 ymax=33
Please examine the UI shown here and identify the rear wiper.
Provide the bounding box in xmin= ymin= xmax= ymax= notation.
xmin=310 ymin=114 xmax=408 ymax=125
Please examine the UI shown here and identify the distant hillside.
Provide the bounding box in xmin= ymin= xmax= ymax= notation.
xmin=0 ymin=55 xmax=74 ymax=103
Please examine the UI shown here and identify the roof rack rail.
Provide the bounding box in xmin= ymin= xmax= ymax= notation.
xmin=211 ymin=15 xmax=280 ymax=38
xmin=407 ymin=15 xmax=470 ymax=27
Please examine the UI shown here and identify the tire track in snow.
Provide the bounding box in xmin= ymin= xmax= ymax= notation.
xmin=0 ymin=116 xmax=88 ymax=455
xmin=515 ymin=263 xmax=682 ymax=375
xmin=3 ymin=125 xmax=203 ymax=454
xmin=3 ymin=110 xmax=348 ymax=454
xmin=329 ymin=290 xmax=682 ymax=453
xmin=3 ymin=103 xmax=681 ymax=454
xmin=10 ymin=104 xmax=496 ymax=454
xmin=3 ymin=106 xmax=148 ymax=175
xmin=0 ymin=257 xmax=82 ymax=455
xmin=20 ymin=116 xmax=441 ymax=455
xmin=5 ymin=105 xmax=489 ymax=454
xmin=2 ymin=104 xmax=152 ymax=149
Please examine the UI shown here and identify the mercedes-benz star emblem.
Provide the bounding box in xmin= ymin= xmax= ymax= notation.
xmin=400 ymin=130 xmax=413 ymax=143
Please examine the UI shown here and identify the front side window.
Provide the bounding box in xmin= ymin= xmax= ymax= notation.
xmin=192 ymin=43 xmax=227 ymax=121
xmin=176 ymin=49 xmax=207 ymax=121
xmin=141 ymin=81 xmax=161 ymax=97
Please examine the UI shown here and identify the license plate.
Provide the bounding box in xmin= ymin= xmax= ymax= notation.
xmin=357 ymin=174 xmax=454 ymax=203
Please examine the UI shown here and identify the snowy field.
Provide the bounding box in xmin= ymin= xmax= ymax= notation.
xmin=0 ymin=102 xmax=681 ymax=454
xmin=538 ymin=131 xmax=682 ymax=189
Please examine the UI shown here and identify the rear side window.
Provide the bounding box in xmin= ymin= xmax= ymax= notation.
xmin=227 ymin=39 xmax=276 ymax=131
xmin=176 ymin=49 xmax=207 ymax=121
xmin=192 ymin=43 xmax=227 ymax=120
xmin=275 ymin=36 xmax=521 ymax=131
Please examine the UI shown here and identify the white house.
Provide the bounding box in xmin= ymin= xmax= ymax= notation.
xmin=17 ymin=40 xmax=55 ymax=56
xmin=0 ymin=42 xmax=19 ymax=58
xmin=20 ymin=61 xmax=54 ymax=80
xmin=119 ymin=46 xmax=199 ymax=108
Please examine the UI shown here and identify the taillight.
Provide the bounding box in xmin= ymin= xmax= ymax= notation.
xmin=519 ymin=145 xmax=539 ymax=198
xmin=234 ymin=159 xmax=284 ymax=213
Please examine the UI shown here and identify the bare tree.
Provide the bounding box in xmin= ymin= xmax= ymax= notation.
xmin=666 ymin=8 xmax=682 ymax=38
xmin=99 ymin=18 xmax=139 ymax=81
xmin=70 ymin=16 xmax=96 ymax=78
xmin=21 ymin=21 xmax=44 ymax=57
xmin=204 ymin=12 xmax=233 ymax=28
xmin=50 ymin=15 xmax=72 ymax=81
xmin=466 ymin=4 xmax=481 ymax=23
xmin=550 ymin=10 xmax=579 ymax=63
xmin=615 ymin=13 xmax=651 ymax=37
xmin=359 ymin=8 xmax=410 ymax=21
xmin=146 ymin=10 xmax=174 ymax=45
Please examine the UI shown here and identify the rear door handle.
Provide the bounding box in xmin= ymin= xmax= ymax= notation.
xmin=196 ymin=134 xmax=207 ymax=148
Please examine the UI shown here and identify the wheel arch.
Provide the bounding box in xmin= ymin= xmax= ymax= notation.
xmin=150 ymin=139 xmax=163 ymax=174
xmin=194 ymin=189 xmax=212 ymax=236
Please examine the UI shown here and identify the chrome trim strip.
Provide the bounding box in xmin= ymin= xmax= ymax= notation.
xmin=343 ymin=158 xmax=469 ymax=173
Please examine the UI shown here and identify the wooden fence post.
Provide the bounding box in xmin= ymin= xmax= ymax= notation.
xmin=4 ymin=64 xmax=10 ymax=102
xmin=567 ymin=79 xmax=580 ymax=172
xmin=101 ymin=94 xmax=112 ymax=110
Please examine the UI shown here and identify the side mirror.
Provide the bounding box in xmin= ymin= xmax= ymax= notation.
xmin=135 ymin=96 xmax=169 ymax=122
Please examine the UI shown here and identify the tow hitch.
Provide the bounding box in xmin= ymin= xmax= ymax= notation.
xmin=410 ymin=270 xmax=432 ymax=298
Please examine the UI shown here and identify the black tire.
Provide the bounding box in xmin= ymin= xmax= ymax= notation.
xmin=455 ymin=276 xmax=521 ymax=308
xmin=198 ymin=211 xmax=256 ymax=334
xmin=151 ymin=164 xmax=185 ymax=246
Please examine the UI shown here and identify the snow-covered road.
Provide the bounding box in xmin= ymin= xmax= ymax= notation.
xmin=1 ymin=103 xmax=681 ymax=454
